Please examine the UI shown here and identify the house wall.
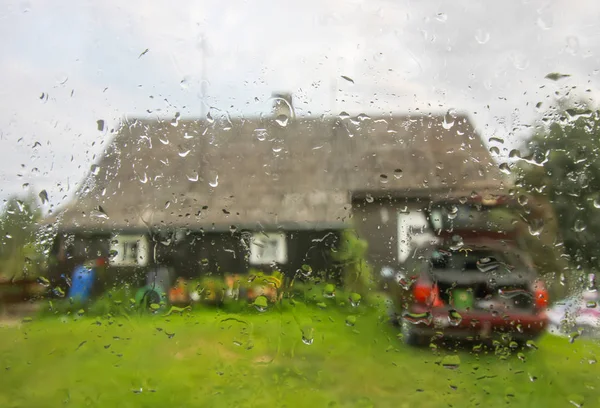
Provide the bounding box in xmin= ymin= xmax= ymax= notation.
xmin=352 ymin=198 xmax=438 ymax=277
xmin=48 ymin=228 xmax=342 ymax=292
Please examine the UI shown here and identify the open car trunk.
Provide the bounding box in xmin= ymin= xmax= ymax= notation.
xmin=428 ymin=248 xmax=537 ymax=312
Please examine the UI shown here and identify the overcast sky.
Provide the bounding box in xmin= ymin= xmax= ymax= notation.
xmin=0 ymin=0 xmax=599 ymax=211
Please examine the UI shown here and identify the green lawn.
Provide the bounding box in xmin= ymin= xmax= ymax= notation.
xmin=0 ymin=302 xmax=598 ymax=408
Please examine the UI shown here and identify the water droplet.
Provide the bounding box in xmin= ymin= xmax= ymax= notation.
xmin=178 ymin=148 xmax=191 ymax=158
xmin=518 ymin=195 xmax=529 ymax=206
xmin=447 ymin=205 xmax=459 ymax=220
xmin=254 ymin=128 xmax=268 ymax=141
xmin=209 ymin=175 xmax=219 ymax=187
xmin=323 ymin=284 xmax=336 ymax=298
xmin=365 ymin=194 xmax=374 ymax=203
xmin=574 ymin=220 xmax=586 ymax=232
xmin=253 ymin=295 xmax=268 ymax=312
xmin=393 ymin=169 xmax=403 ymax=179
xmin=435 ymin=12 xmax=448 ymax=22
xmin=91 ymin=206 xmax=109 ymax=219
xmin=441 ymin=355 xmax=460 ymax=370
xmin=38 ymin=189 xmax=49 ymax=204
xmin=97 ymin=119 xmax=105 ymax=132
xmin=498 ymin=288 xmax=533 ymax=300
xmin=90 ymin=164 xmax=100 ymax=175
xmin=509 ymin=149 xmax=521 ymax=159
xmin=171 ymin=112 xmax=180 ymax=127
xmin=569 ymin=331 xmax=580 ymax=344
xmin=138 ymin=173 xmax=148 ymax=184
xmin=510 ymin=52 xmax=530 ymax=70
xmin=565 ymin=35 xmax=580 ymax=55
xmin=442 ymin=115 xmax=455 ymax=130
xmin=158 ymin=135 xmax=170 ymax=145
xmin=537 ymin=12 xmax=553 ymax=30
xmin=340 ymin=75 xmax=354 ymax=84
xmin=499 ymin=163 xmax=511 ymax=175
xmin=560 ymin=273 xmax=566 ymax=286
xmin=403 ymin=311 xmax=433 ymax=325
xmin=301 ymin=325 xmax=314 ymax=345
xmin=448 ymin=310 xmax=462 ymax=326
xmin=357 ymin=113 xmax=371 ymax=121
xmin=449 ymin=235 xmax=464 ymax=251
xmin=37 ymin=276 xmax=50 ymax=287
xmin=379 ymin=174 xmax=389 ymax=184
xmin=587 ymin=273 xmax=597 ymax=292
xmin=349 ymin=293 xmax=362 ymax=307
xmin=345 ymin=315 xmax=357 ymax=327
xmin=53 ymin=287 xmax=65 ymax=297
xmin=275 ymin=114 xmax=289 ymax=127
xmin=528 ymin=223 xmax=543 ymax=237
xmin=489 ymin=146 xmax=500 ymax=155
xmin=526 ymin=340 xmax=538 ymax=350
xmin=187 ymin=172 xmax=199 ymax=182
xmin=206 ymin=111 xmax=214 ymax=124
xmin=398 ymin=275 xmax=417 ymax=290
xmin=475 ymin=29 xmax=490 ymax=44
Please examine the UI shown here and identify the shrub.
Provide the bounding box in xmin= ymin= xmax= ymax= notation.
xmin=331 ymin=229 xmax=374 ymax=296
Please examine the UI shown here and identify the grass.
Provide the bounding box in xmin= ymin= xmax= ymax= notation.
xmin=0 ymin=300 xmax=598 ymax=408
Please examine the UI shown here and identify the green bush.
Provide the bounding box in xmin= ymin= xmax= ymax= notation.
xmin=331 ymin=229 xmax=374 ymax=296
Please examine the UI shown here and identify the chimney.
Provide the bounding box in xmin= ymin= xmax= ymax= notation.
xmin=271 ymin=92 xmax=295 ymax=121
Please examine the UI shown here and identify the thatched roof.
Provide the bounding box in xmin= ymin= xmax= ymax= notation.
xmin=52 ymin=112 xmax=508 ymax=232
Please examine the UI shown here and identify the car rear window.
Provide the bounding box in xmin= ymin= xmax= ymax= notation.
xmin=430 ymin=249 xmax=529 ymax=272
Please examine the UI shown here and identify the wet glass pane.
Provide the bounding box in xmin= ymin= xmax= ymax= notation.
xmin=0 ymin=1 xmax=598 ymax=407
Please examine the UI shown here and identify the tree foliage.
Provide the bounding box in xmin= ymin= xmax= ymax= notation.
xmin=516 ymin=104 xmax=600 ymax=277
xmin=0 ymin=194 xmax=42 ymax=278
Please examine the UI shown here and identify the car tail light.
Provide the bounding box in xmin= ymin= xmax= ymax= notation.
xmin=413 ymin=278 xmax=443 ymax=307
xmin=532 ymin=280 xmax=549 ymax=309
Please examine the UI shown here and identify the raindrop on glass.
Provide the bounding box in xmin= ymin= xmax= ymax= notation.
xmin=475 ymin=29 xmax=490 ymax=44
xmin=91 ymin=206 xmax=109 ymax=219
xmin=574 ymin=220 xmax=586 ymax=232
xmin=447 ymin=205 xmax=459 ymax=220
xmin=448 ymin=309 xmax=462 ymax=326
xmin=275 ymin=114 xmax=289 ymax=127
xmin=499 ymin=163 xmax=511 ymax=175
xmin=254 ymin=128 xmax=268 ymax=142
xmin=38 ymin=189 xmax=49 ymax=204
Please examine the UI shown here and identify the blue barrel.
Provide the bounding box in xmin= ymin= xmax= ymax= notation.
xmin=69 ymin=265 xmax=96 ymax=301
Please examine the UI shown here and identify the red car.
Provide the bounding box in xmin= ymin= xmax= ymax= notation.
xmin=399 ymin=242 xmax=548 ymax=346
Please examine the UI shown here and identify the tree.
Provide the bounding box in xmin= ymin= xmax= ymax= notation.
xmin=0 ymin=194 xmax=42 ymax=279
xmin=516 ymin=103 xmax=600 ymax=288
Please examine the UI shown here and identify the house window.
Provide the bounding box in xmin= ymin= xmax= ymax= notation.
xmin=109 ymin=234 xmax=149 ymax=266
xmin=249 ymin=232 xmax=287 ymax=265
xmin=397 ymin=211 xmax=437 ymax=263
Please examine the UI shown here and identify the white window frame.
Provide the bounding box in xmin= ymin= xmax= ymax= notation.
xmin=397 ymin=211 xmax=438 ymax=263
xmin=109 ymin=234 xmax=149 ymax=266
xmin=249 ymin=232 xmax=287 ymax=265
